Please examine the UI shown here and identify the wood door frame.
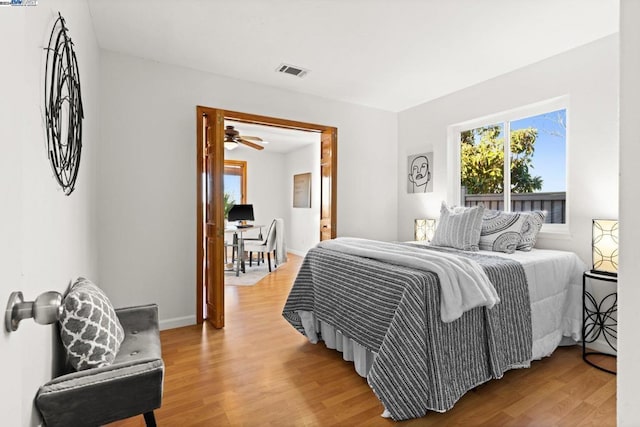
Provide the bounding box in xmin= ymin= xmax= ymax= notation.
xmin=196 ymin=107 xmax=337 ymax=326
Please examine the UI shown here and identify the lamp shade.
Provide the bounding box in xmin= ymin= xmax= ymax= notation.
xmin=592 ymin=219 xmax=618 ymax=276
xmin=415 ymin=218 xmax=436 ymax=242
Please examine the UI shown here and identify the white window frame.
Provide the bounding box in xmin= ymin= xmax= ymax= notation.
xmin=447 ymin=96 xmax=570 ymax=234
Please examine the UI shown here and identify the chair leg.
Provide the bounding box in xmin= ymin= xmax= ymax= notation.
xmin=143 ymin=411 xmax=157 ymax=427
xmin=232 ymin=234 xmax=238 ymax=262
xmin=267 ymin=253 xmax=272 ymax=272
xmin=249 ymin=252 xmax=253 ymax=267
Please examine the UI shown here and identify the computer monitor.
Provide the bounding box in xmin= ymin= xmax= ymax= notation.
xmin=227 ymin=204 xmax=255 ymax=222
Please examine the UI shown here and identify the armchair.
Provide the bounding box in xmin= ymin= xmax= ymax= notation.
xmin=35 ymin=304 xmax=164 ymax=427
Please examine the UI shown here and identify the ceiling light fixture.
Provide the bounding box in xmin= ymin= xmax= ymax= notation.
xmin=224 ymin=136 xmax=239 ymax=150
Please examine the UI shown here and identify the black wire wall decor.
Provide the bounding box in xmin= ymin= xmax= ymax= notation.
xmin=44 ymin=12 xmax=83 ymax=196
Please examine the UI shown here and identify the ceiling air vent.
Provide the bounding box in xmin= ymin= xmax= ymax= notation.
xmin=276 ymin=63 xmax=309 ymax=78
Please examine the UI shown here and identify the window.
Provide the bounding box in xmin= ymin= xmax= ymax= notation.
xmin=453 ymin=98 xmax=567 ymax=227
xmin=224 ymin=160 xmax=247 ymax=205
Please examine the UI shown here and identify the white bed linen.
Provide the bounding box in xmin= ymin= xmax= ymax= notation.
xmin=484 ymin=248 xmax=586 ymax=358
xmin=298 ymin=247 xmax=587 ymax=377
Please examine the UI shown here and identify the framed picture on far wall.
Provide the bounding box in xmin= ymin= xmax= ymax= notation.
xmin=407 ymin=152 xmax=433 ymax=193
xmin=293 ymin=172 xmax=312 ymax=208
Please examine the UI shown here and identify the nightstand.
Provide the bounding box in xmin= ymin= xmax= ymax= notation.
xmin=582 ymin=271 xmax=617 ymax=375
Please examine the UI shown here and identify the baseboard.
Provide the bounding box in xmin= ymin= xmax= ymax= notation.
xmin=287 ymin=249 xmax=308 ymax=257
xmin=585 ymin=338 xmax=617 ymax=356
xmin=159 ymin=315 xmax=196 ymax=331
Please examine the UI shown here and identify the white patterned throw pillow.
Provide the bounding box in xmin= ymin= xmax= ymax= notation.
xmin=480 ymin=210 xmax=528 ymax=254
xmin=431 ymin=202 xmax=485 ymax=251
xmin=517 ymin=210 xmax=547 ymax=251
xmin=59 ymin=277 xmax=125 ymax=371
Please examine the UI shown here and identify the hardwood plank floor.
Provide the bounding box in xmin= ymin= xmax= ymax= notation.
xmin=109 ymin=253 xmax=616 ymax=426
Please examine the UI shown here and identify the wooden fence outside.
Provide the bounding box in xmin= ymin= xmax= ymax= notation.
xmin=462 ymin=190 xmax=566 ymax=223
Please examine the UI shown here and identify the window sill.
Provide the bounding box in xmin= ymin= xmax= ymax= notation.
xmin=538 ymin=224 xmax=571 ymax=240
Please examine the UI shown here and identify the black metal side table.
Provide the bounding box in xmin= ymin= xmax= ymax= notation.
xmin=582 ymin=271 xmax=617 ymax=375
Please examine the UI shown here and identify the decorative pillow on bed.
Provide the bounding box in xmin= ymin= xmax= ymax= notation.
xmin=480 ymin=210 xmax=528 ymax=254
xmin=431 ymin=202 xmax=484 ymax=251
xmin=59 ymin=277 xmax=125 ymax=371
xmin=517 ymin=210 xmax=547 ymax=251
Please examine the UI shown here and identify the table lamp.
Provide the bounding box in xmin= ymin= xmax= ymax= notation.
xmin=415 ymin=219 xmax=436 ymax=242
xmin=591 ymin=219 xmax=618 ymax=276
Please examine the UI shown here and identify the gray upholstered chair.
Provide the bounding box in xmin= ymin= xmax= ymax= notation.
xmin=35 ymin=304 xmax=164 ymax=427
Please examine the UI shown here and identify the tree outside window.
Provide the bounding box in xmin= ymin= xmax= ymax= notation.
xmin=460 ymin=109 xmax=566 ymax=223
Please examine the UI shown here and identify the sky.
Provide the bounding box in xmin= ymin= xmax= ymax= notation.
xmin=511 ymin=109 xmax=566 ymax=192
xmin=224 ymin=175 xmax=242 ymax=203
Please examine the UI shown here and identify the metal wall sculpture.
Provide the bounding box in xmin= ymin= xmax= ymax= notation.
xmin=44 ymin=12 xmax=83 ymax=196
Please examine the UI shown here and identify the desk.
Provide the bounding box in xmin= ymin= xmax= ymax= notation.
xmin=224 ymin=225 xmax=264 ymax=276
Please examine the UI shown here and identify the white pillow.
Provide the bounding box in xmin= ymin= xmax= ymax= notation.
xmin=517 ymin=210 xmax=547 ymax=251
xmin=431 ymin=202 xmax=484 ymax=251
xmin=480 ymin=210 xmax=528 ymax=254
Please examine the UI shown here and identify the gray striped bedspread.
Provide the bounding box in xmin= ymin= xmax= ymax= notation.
xmin=282 ymin=244 xmax=532 ymax=421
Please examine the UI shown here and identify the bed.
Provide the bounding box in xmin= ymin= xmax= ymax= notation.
xmin=282 ymin=237 xmax=586 ymax=421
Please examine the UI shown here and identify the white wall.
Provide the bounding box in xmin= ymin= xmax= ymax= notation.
xmin=285 ymin=143 xmax=321 ymax=255
xmin=397 ymin=35 xmax=619 ymax=265
xmin=0 ymin=1 xmax=100 ymax=425
xmin=225 ymin=142 xmax=320 ymax=255
xmin=618 ymin=1 xmax=640 ymax=424
xmin=224 ymin=149 xmax=288 ymax=238
xmin=98 ymin=50 xmax=398 ymax=329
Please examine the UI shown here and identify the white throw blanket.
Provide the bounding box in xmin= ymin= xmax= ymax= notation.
xmin=317 ymin=237 xmax=499 ymax=322
xmin=274 ymin=218 xmax=288 ymax=265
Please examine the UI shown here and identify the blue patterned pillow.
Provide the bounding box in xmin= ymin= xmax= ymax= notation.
xmin=59 ymin=278 xmax=124 ymax=371
xmin=517 ymin=211 xmax=547 ymax=251
xmin=431 ymin=202 xmax=485 ymax=251
xmin=480 ymin=210 xmax=528 ymax=254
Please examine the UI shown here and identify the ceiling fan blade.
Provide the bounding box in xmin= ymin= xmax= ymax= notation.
xmin=241 ymin=135 xmax=263 ymax=142
xmin=239 ymin=138 xmax=265 ymax=150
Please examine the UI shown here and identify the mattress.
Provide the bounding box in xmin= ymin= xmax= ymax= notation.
xmin=297 ymin=246 xmax=585 ymax=377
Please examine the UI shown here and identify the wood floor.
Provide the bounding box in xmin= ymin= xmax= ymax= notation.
xmin=109 ymin=253 xmax=616 ymax=426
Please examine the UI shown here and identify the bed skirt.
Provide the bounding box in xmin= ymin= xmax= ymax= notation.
xmin=299 ymin=310 xmax=375 ymax=377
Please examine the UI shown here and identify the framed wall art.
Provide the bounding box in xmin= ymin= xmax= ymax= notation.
xmin=407 ymin=152 xmax=433 ymax=193
xmin=293 ymin=172 xmax=312 ymax=208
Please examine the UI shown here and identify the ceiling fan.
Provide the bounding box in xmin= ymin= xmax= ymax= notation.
xmin=224 ymin=125 xmax=264 ymax=151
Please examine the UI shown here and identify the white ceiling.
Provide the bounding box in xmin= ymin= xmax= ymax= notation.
xmin=225 ymin=120 xmax=319 ymax=153
xmin=87 ymin=0 xmax=619 ymax=112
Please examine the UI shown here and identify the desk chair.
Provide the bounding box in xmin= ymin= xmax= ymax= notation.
xmin=245 ymin=219 xmax=278 ymax=272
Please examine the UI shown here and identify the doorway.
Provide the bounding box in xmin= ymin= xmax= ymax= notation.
xmin=196 ymin=107 xmax=337 ymax=327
